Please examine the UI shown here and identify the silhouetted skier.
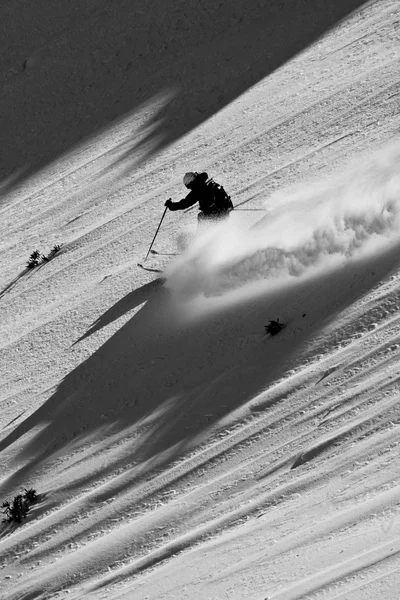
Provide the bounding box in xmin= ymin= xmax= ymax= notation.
xmin=165 ymin=172 xmax=233 ymax=222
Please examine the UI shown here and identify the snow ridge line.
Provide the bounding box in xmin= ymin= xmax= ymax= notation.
xmin=5 ymin=346 xmax=398 ymax=573
xmin=83 ymin=480 xmax=400 ymax=597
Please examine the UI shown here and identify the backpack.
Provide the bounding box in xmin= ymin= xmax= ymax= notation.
xmin=199 ymin=177 xmax=234 ymax=215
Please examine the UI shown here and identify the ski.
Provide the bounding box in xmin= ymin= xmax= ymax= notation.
xmin=150 ymin=249 xmax=180 ymax=256
xmin=137 ymin=262 xmax=163 ymax=273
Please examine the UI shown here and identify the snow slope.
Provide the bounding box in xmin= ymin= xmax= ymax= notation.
xmin=0 ymin=0 xmax=371 ymax=187
xmin=1 ymin=1 xmax=400 ymax=599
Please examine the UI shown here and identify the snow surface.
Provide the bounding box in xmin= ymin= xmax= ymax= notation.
xmin=1 ymin=1 xmax=400 ymax=599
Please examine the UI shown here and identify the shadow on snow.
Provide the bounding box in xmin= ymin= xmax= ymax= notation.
xmin=1 ymin=0 xmax=371 ymax=196
xmin=1 ymin=241 xmax=400 ymax=498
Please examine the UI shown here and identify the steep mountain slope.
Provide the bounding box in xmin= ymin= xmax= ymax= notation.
xmin=0 ymin=1 xmax=400 ymax=599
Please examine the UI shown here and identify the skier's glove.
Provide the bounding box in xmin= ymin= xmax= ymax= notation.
xmin=165 ymin=198 xmax=173 ymax=209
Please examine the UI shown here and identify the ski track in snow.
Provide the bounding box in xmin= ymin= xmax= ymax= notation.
xmin=1 ymin=1 xmax=400 ymax=599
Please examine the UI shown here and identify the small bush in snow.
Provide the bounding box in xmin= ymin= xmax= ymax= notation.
xmin=264 ymin=318 xmax=284 ymax=336
xmin=41 ymin=244 xmax=62 ymax=262
xmin=2 ymin=488 xmax=38 ymax=524
xmin=26 ymin=250 xmax=41 ymax=269
xmin=23 ymin=488 xmax=38 ymax=504
xmin=26 ymin=245 xmax=61 ymax=268
xmin=2 ymin=495 xmax=29 ymax=523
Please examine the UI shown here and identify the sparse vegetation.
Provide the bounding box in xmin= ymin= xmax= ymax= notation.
xmin=26 ymin=250 xmax=41 ymax=269
xmin=50 ymin=244 xmax=62 ymax=255
xmin=264 ymin=318 xmax=284 ymax=336
xmin=2 ymin=488 xmax=38 ymax=524
xmin=23 ymin=487 xmax=38 ymax=504
xmin=1 ymin=245 xmax=63 ymax=300
xmin=26 ymin=245 xmax=62 ymax=268
xmin=41 ymin=244 xmax=62 ymax=262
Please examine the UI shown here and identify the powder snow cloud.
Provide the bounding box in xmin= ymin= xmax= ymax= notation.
xmin=165 ymin=140 xmax=400 ymax=301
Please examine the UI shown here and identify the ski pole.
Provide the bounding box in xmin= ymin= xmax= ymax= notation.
xmin=144 ymin=206 xmax=168 ymax=261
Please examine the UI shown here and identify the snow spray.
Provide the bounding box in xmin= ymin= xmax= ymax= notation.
xmin=165 ymin=140 xmax=400 ymax=300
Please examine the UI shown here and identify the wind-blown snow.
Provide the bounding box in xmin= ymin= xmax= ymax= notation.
xmin=166 ymin=141 xmax=400 ymax=301
xmin=1 ymin=1 xmax=400 ymax=598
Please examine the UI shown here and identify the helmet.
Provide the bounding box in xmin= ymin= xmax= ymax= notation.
xmin=183 ymin=172 xmax=197 ymax=188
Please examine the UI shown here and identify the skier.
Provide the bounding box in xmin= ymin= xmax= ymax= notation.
xmin=165 ymin=172 xmax=233 ymax=222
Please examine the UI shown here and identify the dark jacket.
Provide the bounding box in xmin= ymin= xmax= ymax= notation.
xmin=167 ymin=188 xmax=202 ymax=211
xmin=168 ymin=172 xmax=228 ymax=215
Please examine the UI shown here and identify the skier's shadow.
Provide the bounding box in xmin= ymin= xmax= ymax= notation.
xmin=73 ymin=277 xmax=163 ymax=344
xmin=1 ymin=241 xmax=400 ymax=502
